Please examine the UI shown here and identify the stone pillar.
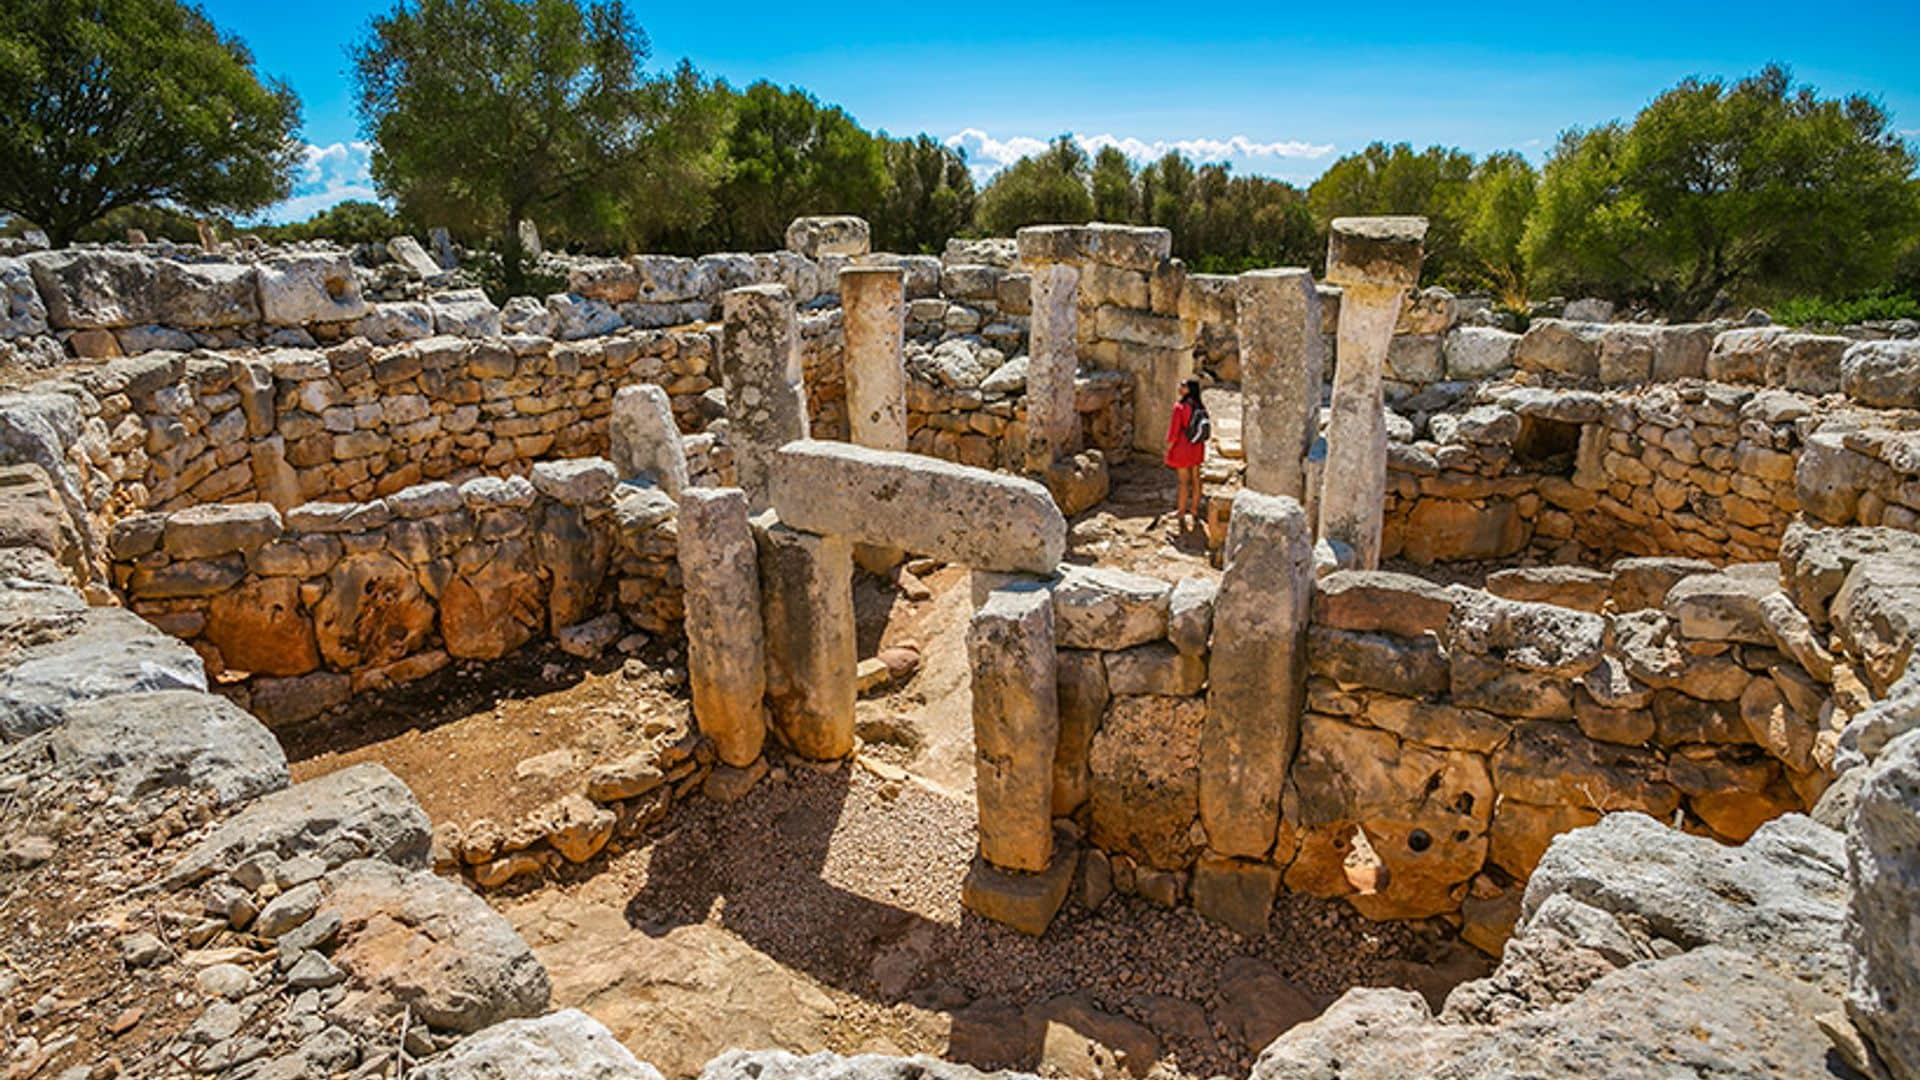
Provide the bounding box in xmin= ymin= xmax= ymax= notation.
xmin=720 ymin=284 xmax=809 ymax=510
xmin=677 ymin=488 xmax=766 ymax=767
xmin=968 ymin=580 xmax=1059 ymax=872
xmin=1316 ymin=217 xmax=1426 ymax=568
xmin=840 ymin=266 xmax=908 ymax=452
xmin=1024 ymin=263 xmax=1081 ymax=472
xmin=1236 ymin=269 xmax=1324 ymax=500
xmin=755 ymin=521 xmax=854 ymax=760
xmin=1201 ymin=491 xmax=1313 ymax=859
xmin=609 ymin=384 xmax=689 ymax=498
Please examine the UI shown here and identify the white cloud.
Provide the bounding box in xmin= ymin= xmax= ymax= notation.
xmin=945 ymin=128 xmax=1335 ymax=183
xmin=252 ymin=141 xmax=383 ymax=224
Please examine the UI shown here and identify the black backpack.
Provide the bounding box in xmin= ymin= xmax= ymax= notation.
xmin=1185 ymin=404 xmax=1211 ymax=444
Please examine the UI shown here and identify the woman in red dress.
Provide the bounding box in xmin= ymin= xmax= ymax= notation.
xmin=1165 ymin=379 xmax=1207 ymax=532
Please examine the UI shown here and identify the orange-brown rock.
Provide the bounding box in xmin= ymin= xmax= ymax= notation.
xmin=205 ymin=577 xmax=318 ymax=676
xmin=440 ymin=546 xmax=544 ymax=660
xmin=312 ymin=552 xmax=435 ymax=669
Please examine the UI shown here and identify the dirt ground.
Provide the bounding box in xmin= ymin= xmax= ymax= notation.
xmin=276 ymin=454 xmax=1492 ymax=1080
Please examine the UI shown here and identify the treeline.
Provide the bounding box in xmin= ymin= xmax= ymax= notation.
xmin=3 ymin=0 xmax=1917 ymax=318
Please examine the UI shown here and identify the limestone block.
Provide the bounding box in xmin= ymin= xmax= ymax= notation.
xmin=720 ymin=284 xmax=808 ymax=507
xmin=166 ymin=763 xmax=431 ymax=887
xmin=49 ymin=689 xmax=287 ymax=809
xmin=312 ymin=552 xmax=435 ymax=669
xmin=1596 ymin=324 xmax=1657 ymax=385
xmin=1491 ymin=721 xmax=1680 ymax=816
xmin=24 ymin=249 xmax=160 ymax=328
xmin=413 ymin=1010 xmax=662 ymax=1080
xmin=1399 ymin=499 xmax=1526 ymax=564
xmin=1443 ymin=326 xmax=1518 ymax=379
xmin=767 ymin=441 xmax=1064 ymax=574
xmin=0 ymin=608 xmax=207 ymax=740
xmin=257 ymin=252 xmax=368 ymax=325
xmin=1485 ymin=565 xmax=1612 ymax=612
xmin=1324 ymin=217 xmax=1427 ymax=291
xmin=630 ymin=254 xmax=711 ymax=303
xmin=1203 ymin=492 xmax=1312 ymax=858
xmin=1395 ymin=286 xmax=1456 ymax=336
xmin=162 ymin=502 xmax=283 ymax=559
xmin=1090 ymin=694 xmax=1203 ymax=870
xmin=1609 ymin=555 xmax=1717 ymax=611
xmin=960 ymin=826 xmax=1078 ymax=936
xmin=154 ymin=260 xmax=259 ymax=327
xmin=610 ymin=384 xmax=689 ymax=497
xmin=386 ymin=235 xmax=441 ymax=278
xmin=1167 ymin=576 xmax=1217 ymax=656
xmin=969 ymin=582 xmax=1060 ymax=873
xmin=1191 ymin=853 xmax=1282 ymax=938
xmin=1664 ymin=564 xmax=1778 ymax=644
xmin=1236 ymin=268 xmax=1323 ymax=499
xmin=567 ymin=260 xmax=639 ymax=303
xmin=1448 ymin=591 xmax=1606 ymax=677
xmin=757 ymin=523 xmax=854 ymax=760
xmin=1025 ymin=263 xmax=1080 ymax=469
xmin=206 ymin=577 xmax=319 ymax=676
xmin=0 ymin=257 xmax=49 ymax=338
xmin=1385 ymin=333 xmax=1443 ymax=385
xmin=1847 ymin=728 xmax=1920 ymax=1077
xmin=1283 ymin=713 xmax=1491 ymax=920
xmin=353 ymin=302 xmax=435 ymax=345
xmin=1050 ymin=563 xmax=1170 ymax=650
xmin=1104 ymin=642 xmax=1205 ymax=696
xmin=1307 ymin=626 xmax=1448 ymax=697
xmin=1707 ymin=329 xmax=1849 ymax=393
xmin=439 ymin=545 xmax=544 ymax=660
xmin=1832 ymin=552 xmax=1920 ymax=695
xmin=1312 ymin=570 xmax=1458 ymax=638
xmin=428 ymin=288 xmax=502 ymax=338
xmin=545 ymin=292 xmax=623 ymax=340
xmin=785 ymin=215 xmax=871 ymax=258
xmin=1513 ymin=319 xmax=1604 ymax=378
xmin=678 ymin=488 xmax=767 ymax=767
xmin=840 ymin=266 xmax=908 ymax=453
xmin=1052 ymin=649 xmax=1107 ymax=816
xmin=1841 ymin=339 xmax=1920 ymax=408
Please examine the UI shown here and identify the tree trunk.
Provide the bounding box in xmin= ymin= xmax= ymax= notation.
xmin=503 ymin=211 xmax=526 ymax=297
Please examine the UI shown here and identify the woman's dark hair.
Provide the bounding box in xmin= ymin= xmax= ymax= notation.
xmin=1181 ymin=379 xmax=1203 ymax=407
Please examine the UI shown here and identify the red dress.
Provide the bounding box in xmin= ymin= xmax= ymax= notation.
xmin=1165 ymin=401 xmax=1205 ymax=469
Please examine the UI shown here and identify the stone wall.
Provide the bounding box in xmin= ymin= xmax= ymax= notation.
xmin=1048 ymin=538 xmax=1898 ymax=955
xmin=105 ymin=458 xmax=680 ymax=726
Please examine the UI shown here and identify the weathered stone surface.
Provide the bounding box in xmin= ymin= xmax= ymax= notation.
xmin=48 ymin=689 xmax=287 ymax=807
xmin=679 ymin=488 xmax=767 ymax=767
xmin=1325 ymin=217 xmax=1427 ymax=291
xmin=162 ymin=502 xmax=282 ymax=559
xmin=537 ymin=501 xmax=613 ymax=633
xmin=757 ymin=523 xmax=854 ymax=761
xmin=1285 ymin=714 xmax=1492 ymax=919
xmin=1024 ymin=263 xmax=1079 ymax=470
xmin=1104 ymin=641 xmax=1205 ymax=696
xmin=1846 ymin=728 xmax=1920 ymax=1077
xmin=785 ymin=215 xmax=870 ymax=258
xmin=1204 ymin=493 xmax=1313 ymax=858
xmin=1527 ymin=811 xmax=1848 ymax=991
xmin=1664 ymin=564 xmax=1777 ymax=644
xmin=1840 ymin=338 xmax=1920 ymax=408
xmin=257 ymin=252 xmax=368 ymax=325
xmin=1449 ymin=591 xmax=1606 ymax=677
xmin=1485 ymin=566 xmax=1611 ymax=613
xmin=1608 ymin=555 xmax=1716 ymax=611
xmin=768 ymin=441 xmax=1065 ymax=574
xmin=204 ymin=576 xmax=319 ymax=676
xmin=440 ymin=547 xmax=544 ymax=660
xmin=610 ymin=384 xmax=689 ymax=497
xmin=1492 ymin=721 xmax=1680 ymax=816
xmin=1091 ymin=695 xmax=1203 ymax=870
xmin=1365 ymin=696 xmax=1511 ymax=754
xmin=1192 ymin=854 xmax=1282 ymax=938
xmin=1237 ymin=268 xmax=1323 ymax=499
xmin=1050 ymin=564 xmax=1170 ymax=650
xmin=841 ymin=266 xmax=908 ymax=454
xmin=1831 ymin=551 xmax=1920 ymax=694
xmin=720 ymin=284 xmax=808 ymax=506
xmin=1051 ymin=649 xmax=1107 ymax=816
xmin=322 ymin=858 xmax=550 ymax=1032
xmin=168 ymin=763 xmax=432 ymax=885
xmin=1514 ymin=319 xmax=1604 ymax=378
xmin=1443 ymin=325 xmax=1519 ymax=380
xmin=1167 ymin=576 xmax=1216 ymax=656
xmin=24 ymin=249 xmax=159 ymax=328
xmin=960 ymin=828 xmax=1078 ymax=939
xmin=312 ymin=552 xmax=436 ymax=670
xmin=1308 ymin=625 xmax=1448 ymax=696
xmin=703 ymin=1048 xmax=1030 ymax=1080
xmin=969 ymin=583 xmax=1059 ymax=872
xmin=1312 ymin=570 xmax=1457 ymax=638
xmin=1779 ymin=523 xmax=1920 ymax=625
xmin=1398 ymin=498 xmax=1527 ymax=564
xmin=0 ymin=608 xmax=206 ymax=740
xmin=414 ymin=1009 xmax=664 ymax=1080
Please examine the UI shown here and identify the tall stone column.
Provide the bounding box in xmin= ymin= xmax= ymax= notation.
xmin=839 ymin=266 xmax=907 ymax=452
xmin=1201 ymin=491 xmax=1313 ymax=859
xmin=720 ymin=284 xmax=809 ymax=510
xmin=1024 ymin=263 xmax=1081 ymax=472
xmin=676 ymin=488 xmax=765 ymax=766
xmin=1236 ymin=268 xmax=1324 ymax=500
xmin=755 ymin=521 xmax=855 ymax=760
xmin=967 ymin=580 xmax=1059 ymax=872
xmin=610 ymin=384 xmax=689 ymax=498
xmin=1316 ymin=217 xmax=1426 ymax=568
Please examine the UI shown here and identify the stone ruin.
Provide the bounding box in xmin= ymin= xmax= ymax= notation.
xmin=1 ymin=211 xmax=1918 ymax=1078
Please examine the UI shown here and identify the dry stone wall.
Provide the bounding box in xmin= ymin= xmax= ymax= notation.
xmin=105 ymin=459 xmax=680 ymax=727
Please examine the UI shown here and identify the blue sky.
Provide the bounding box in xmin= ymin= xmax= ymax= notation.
xmin=199 ymin=0 xmax=1920 ymax=223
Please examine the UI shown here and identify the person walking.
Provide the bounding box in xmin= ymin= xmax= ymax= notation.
xmin=1165 ymin=379 xmax=1209 ymax=532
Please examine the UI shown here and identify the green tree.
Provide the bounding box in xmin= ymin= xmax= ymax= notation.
xmin=615 ymin=60 xmax=732 ymax=253
xmin=873 ymin=135 xmax=975 ymax=254
xmin=1307 ymin=142 xmax=1475 ymax=284
xmin=256 ymin=200 xmax=407 ymax=246
xmin=1090 ymin=146 xmax=1136 ymax=222
xmin=352 ymin=0 xmax=664 ymax=292
xmin=1458 ymin=151 xmax=1538 ymax=305
xmin=702 ymin=81 xmax=888 ymax=250
xmin=974 ymin=136 xmax=1094 ymax=235
xmin=1526 ymin=65 xmax=1920 ymax=318
xmin=1139 ymin=151 xmax=1197 ymax=237
xmin=0 ymin=0 xmax=301 ymax=247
